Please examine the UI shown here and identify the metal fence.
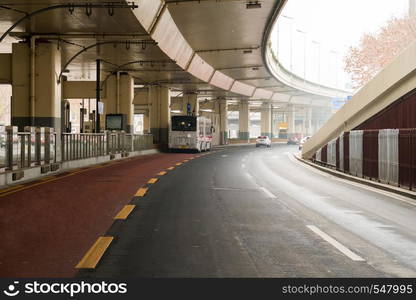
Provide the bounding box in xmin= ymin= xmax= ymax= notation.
xmin=312 ymin=128 xmax=416 ymax=191
xmin=62 ymin=131 xmax=153 ymax=161
xmin=0 ymin=125 xmax=153 ymax=173
xmin=0 ymin=126 xmax=56 ymax=171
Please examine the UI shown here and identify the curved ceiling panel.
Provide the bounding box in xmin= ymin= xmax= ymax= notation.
xmin=252 ymin=88 xmax=273 ymax=100
xmin=209 ymin=71 xmax=234 ymax=91
xmin=151 ymin=8 xmax=194 ymax=69
xmin=230 ymin=81 xmax=255 ymax=97
xmin=187 ymin=53 xmax=215 ymax=83
xmin=132 ymin=0 xmax=162 ymax=32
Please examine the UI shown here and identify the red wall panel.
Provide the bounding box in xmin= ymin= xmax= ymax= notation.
xmin=362 ymin=130 xmax=379 ymax=180
xmin=321 ymin=144 xmax=328 ymax=163
xmin=399 ymin=129 xmax=416 ymax=190
xmin=355 ymin=89 xmax=416 ymax=130
xmin=343 ymin=132 xmax=350 ymax=173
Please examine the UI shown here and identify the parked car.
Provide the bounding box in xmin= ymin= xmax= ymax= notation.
xmin=299 ymin=136 xmax=311 ymax=150
xmin=256 ymin=136 xmax=271 ymax=147
xmin=287 ymin=136 xmax=299 ymax=145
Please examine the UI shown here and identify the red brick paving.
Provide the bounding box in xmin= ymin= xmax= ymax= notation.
xmin=0 ymin=152 xmax=195 ymax=277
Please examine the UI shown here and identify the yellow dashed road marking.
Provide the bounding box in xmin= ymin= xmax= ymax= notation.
xmin=75 ymin=237 xmax=113 ymax=269
xmin=167 ymin=167 xmax=175 ymax=170
xmin=135 ymin=187 xmax=148 ymax=197
xmin=183 ymin=160 xmax=189 ymax=162
xmin=176 ymin=163 xmax=182 ymax=166
xmin=148 ymin=178 xmax=158 ymax=184
xmin=114 ymin=205 xmax=136 ymax=220
xmin=157 ymin=171 xmax=167 ymax=176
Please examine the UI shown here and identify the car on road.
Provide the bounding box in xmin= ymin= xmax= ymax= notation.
xmin=299 ymin=136 xmax=311 ymax=150
xmin=287 ymin=136 xmax=299 ymax=145
xmin=256 ymin=136 xmax=271 ymax=147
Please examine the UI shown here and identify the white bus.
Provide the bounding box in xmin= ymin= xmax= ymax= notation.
xmin=169 ymin=115 xmax=213 ymax=152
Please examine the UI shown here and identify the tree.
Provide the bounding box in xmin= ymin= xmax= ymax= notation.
xmin=344 ymin=15 xmax=416 ymax=89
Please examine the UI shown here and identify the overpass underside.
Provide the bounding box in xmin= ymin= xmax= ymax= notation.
xmin=1 ymin=0 xmax=416 ymax=283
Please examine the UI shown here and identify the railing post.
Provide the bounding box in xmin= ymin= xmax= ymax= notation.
xmin=5 ymin=126 xmax=16 ymax=170
xmin=35 ymin=127 xmax=42 ymax=166
xmin=25 ymin=126 xmax=36 ymax=166
xmin=44 ymin=127 xmax=51 ymax=164
xmin=0 ymin=126 xmax=6 ymax=171
xmin=106 ymin=131 xmax=110 ymax=155
xmin=61 ymin=133 xmax=66 ymax=161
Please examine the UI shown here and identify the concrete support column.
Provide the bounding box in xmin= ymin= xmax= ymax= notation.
xmin=149 ymin=86 xmax=170 ymax=144
xmin=143 ymin=113 xmax=150 ymax=134
xmin=287 ymin=105 xmax=296 ymax=138
xmin=260 ymin=102 xmax=271 ymax=138
xmin=238 ymin=99 xmax=249 ymax=141
xmin=183 ymin=93 xmax=198 ymax=116
xmin=306 ymin=106 xmax=312 ymax=136
xmin=12 ymin=41 xmax=62 ymax=161
xmin=219 ymin=99 xmax=228 ymax=145
xmin=104 ymin=73 xmax=134 ymax=132
xmin=12 ymin=42 xmax=62 ymax=130
xmin=119 ymin=74 xmax=134 ymax=133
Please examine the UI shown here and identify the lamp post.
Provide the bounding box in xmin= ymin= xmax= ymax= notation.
xmin=330 ymin=50 xmax=339 ymax=88
xmin=281 ymin=15 xmax=294 ymax=72
xmin=296 ymin=29 xmax=307 ymax=81
xmin=312 ymin=40 xmax=321 ymax=83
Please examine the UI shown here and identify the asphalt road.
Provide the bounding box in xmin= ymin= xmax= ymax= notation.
xmin=81 ymin=144 xmax=416 ymax=277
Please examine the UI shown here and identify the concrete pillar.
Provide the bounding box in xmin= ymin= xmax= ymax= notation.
xmin=143 ymin=113 xmax=150 ymax=133
xmin=260 ymin=103 xmax=271 ymax=138
xmin=238 ymin=99 xmax=249 ymax=141
xmin=183 ymin=93 xmax=198 ymax=116
xmin=306 ymin=106 xmax=312 ymax=136
xmin=287 ymin=105 xmax=296 ymax=138
xmin=104 ymin=73 xmax=134 ymax=132
xmin=149 ymin=86 xmax=170 ymax=144
xmin=12 ymin=41 xmax=62 ymax=161
xmin=12 ymin=42 xmax=62 ymax=131
xmin=219 ymin=99 xmax=228 ymax=145
xmin=119 ymin=74 xmax=134 ymax=133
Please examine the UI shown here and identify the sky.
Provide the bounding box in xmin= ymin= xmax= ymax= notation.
xmin=272 ymin=0 xmax=409 ymax=90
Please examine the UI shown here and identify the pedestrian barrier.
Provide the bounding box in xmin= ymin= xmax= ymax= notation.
xmin=0 ymin=125 xmax=153 ymax=175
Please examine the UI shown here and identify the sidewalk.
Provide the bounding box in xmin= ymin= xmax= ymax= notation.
xmin=0 ymin=152 xmax=197 ymax=277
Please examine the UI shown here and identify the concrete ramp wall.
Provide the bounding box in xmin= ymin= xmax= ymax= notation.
xmin=302 ymin=41 xmax=416 ymax=159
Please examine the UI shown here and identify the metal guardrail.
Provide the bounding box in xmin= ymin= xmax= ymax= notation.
xmin=0 ymin=126 xmax=56 ymax=171
xmin=62 ymin=132 xmax=153 ymax=161
xmin=0 ymin=125 xmax=153 ymax=173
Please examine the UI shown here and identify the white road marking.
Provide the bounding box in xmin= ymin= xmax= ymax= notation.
xmin=241 ymin=163 xmax=246 ymax=168
xmin=260 ymin=187 xmax=277 ymax=199
xmin=221 ymin=154 xmax=228 ymax=157
xmin=307 ymin=225 xmax=365 ymax=261
xmin=289 ymin=153 xmax=416 ymax=207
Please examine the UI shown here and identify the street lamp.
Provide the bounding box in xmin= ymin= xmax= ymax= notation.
xmin=296 ymin=29 xmax=307 ymax=81
xmin=330 ymin=50 xmax=339 ymax=88
xmin=281 ymin=15 xmax=294 ymax=72
xmin=312 ymin=40 xmax=321 ymax=83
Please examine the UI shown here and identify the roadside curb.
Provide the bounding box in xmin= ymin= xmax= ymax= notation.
xmin=293 ymin=153 xmax=416 ymax=200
